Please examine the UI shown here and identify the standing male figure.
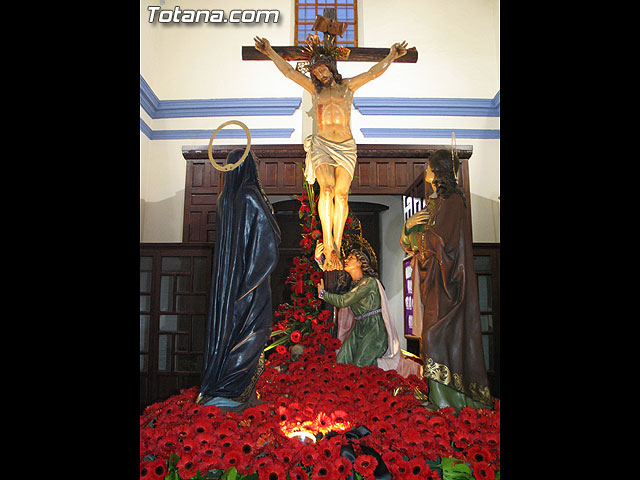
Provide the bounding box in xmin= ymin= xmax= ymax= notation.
xmin=254 ymin=35 xmax=407 ymax=270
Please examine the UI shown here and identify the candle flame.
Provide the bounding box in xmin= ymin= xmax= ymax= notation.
xmin=279 ymin=411 xmax=353 ymax=441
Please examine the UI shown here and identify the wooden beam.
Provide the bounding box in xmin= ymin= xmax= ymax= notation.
xmin=241 ymin=46 xmax=418 ymax=63
xmin=182 ymin=143 xmax=471 ymax=160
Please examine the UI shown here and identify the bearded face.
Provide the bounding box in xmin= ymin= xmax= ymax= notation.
xmin=311 ymin=64 xmax=334 ymax=85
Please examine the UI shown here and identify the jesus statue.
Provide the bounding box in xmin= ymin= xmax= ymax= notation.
xmin=254 ymin=34 xmax=407 ymax=271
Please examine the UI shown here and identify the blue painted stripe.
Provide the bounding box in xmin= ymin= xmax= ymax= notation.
xmin=360 ymin=128 xmax=500 ymax=139
xmin=140 ymin=75 xmax=160 ymax=118
xmin=492 ymin=91 xmax=500 ymax=109
xmin=353 ymin=94 xmax=500 ymax=117
xmin=140 ymin=118 xmax=153 ymax=139
xmin=141 ymin=74 xmax=301 ymax=118
xmin=152 ymin=98 xmax=303 ymax=118
xmin=139 ymin=118 xmax=294 ymax=140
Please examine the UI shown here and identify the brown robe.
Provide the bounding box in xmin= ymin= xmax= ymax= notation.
xmin=401 ymin=193 xmax=491 ymax=406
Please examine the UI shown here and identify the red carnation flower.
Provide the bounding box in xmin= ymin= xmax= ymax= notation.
xmin=427 ymin=415 xmax=448 ymax=429
xmin=311 ymin=459 xmax=338 ymax=479
xmin=293 ymin=309 xmax=306 ymax=321
xmin=273 ymin=445 xmax=297 ymax=466
xmin=257 ymin=458 xmax=288 ymax=480
xmin=275 ymin=405 xmax=290 ymax=422
xmin=390 ymin=457 xmax=410 ymax=478
xmin=353 ymin=454 xmax=378 ymax=478
xmin=373 ymin=420 xmax=395 ymax=437
xmin=471 ymin=461 xmax=496 ymax=480
xmin=141 ymin=458 xmax=166 ymax=480
xmin=290 ymin=330 xmax=302 ymax=343
xmin=176 ymin=455 xmax=200 ymax=479
xmin=199 ymin=442 xmax=222 ymax=459
xmin=295 ymin=297 xmax=308 ymax=307
xmin=311 ymin=229 xmax=322 ymax=240
xmin=289 ymin=466 xmax=310 ymax=480
xmin=334 ymin=456 xmax=354 ymax=480
xmin=214 ymin=426 xmax=235 ymax=442
xmin=299 ymin=443 xmax=321 ymax=467
xmin=407 ymin=457 xmax=429 ymax=479
xmin=483 ymin=431 xmax=500 ymax=448
xmin=452 ymin=430 xmax=472 ymax=448
xmin=181 ymin=438 xmax=197 ymax=455
xmin=466 ymin=446 xmax=491 ymax=464
xmin=330 ymin=409 xmax=349 ymax=424
xmin=310 ymin=271 xmax=323 ymax=285
xmin=276 ymin=345 xmax=287 ymax=355
xmin=423 ymin=464 xmax=442 ymax=480
xmin=300 ymin=236 xmax=312 ymax=250
xmin=220 ymin=447 xmax=244 ymax=471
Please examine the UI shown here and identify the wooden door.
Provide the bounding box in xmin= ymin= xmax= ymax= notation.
xmin=140 ymin=244 xmax=212 ymax=413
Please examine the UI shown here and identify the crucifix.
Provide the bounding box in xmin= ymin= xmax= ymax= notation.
xmin=246 ymin=8 xmax=417 ymax=273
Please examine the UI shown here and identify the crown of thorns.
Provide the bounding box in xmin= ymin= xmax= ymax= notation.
xmin=296 ymin=33 xmax=350 ymax=74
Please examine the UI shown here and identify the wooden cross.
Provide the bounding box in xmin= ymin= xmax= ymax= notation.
xmin=242 ymin=8 xmax=418 ymax=64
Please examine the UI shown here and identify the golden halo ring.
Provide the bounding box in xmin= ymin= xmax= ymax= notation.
xmin=207 ymin=120 xmax=252 ymax=172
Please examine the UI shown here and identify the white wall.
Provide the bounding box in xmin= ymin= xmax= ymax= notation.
xmin=140 ymin=0 xmax=500 ymax=339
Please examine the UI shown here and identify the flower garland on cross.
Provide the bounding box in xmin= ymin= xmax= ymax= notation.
xmin=265 ymin=177 xmax=377 ymax=359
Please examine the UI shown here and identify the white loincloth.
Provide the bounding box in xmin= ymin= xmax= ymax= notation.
xmin=304 ymin=134 xmax=357 ymax=185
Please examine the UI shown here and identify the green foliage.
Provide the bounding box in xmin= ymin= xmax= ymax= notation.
xmin=440 ymin=457 xmax=473 ymax=480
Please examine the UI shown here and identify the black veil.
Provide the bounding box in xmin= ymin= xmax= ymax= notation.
xmin=199 ymin=149 xmax=281 ymax=402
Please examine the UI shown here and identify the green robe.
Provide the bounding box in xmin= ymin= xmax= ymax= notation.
xmin=322 ymin=276 xmax=388 ymax=367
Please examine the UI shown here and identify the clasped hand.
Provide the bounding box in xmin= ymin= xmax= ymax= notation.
xmin=391 ymin=41 xmax=408 ymax=58
xmin=405 ymin=209 xmax=429 ymax=230
xmin=317 ymin=278 xmax=325 ymax=296
xmin=254 ymin=36 xmax=271 ymax=54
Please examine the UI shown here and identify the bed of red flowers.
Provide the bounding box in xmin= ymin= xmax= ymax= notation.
xmin=140 ymin=327 xmax=500 ymax=480
xmin=140 ymin=185 xmax=500 ymax=479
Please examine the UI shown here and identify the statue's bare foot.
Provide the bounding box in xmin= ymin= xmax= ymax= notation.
xmin=327 ymin=251 xmax=343 ymax=271
xmin=323 ymin=251 xmax=338 ymax=271
xmin=323 ymin=256 xmax=333 ymax=271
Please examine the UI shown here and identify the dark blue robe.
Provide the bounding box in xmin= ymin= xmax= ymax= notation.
xmin=199 ymin=149 xmax=280 ymax=403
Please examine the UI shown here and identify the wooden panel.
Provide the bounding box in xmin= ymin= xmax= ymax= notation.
xmin=191 ymin=194 xmax=217 ymax=205
xmin=191 ymin=162 xmax=204 ymax=187
xmin=182 ymin=144 xmax=473 ymax=243
xmin=357 ymin=162 xmax=370 ymax=187
xmin=394 ymin=162 xmax=408 ymax=187
xmin=188 ymin=211 xmax=203 ymax=243
xmin=284 ymin=162 xmax=298 ymax=187
xmin=265 ymin=162 xmax=278 ymax=187
xmin=377 ymin=161 xmax=390 ymax=188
